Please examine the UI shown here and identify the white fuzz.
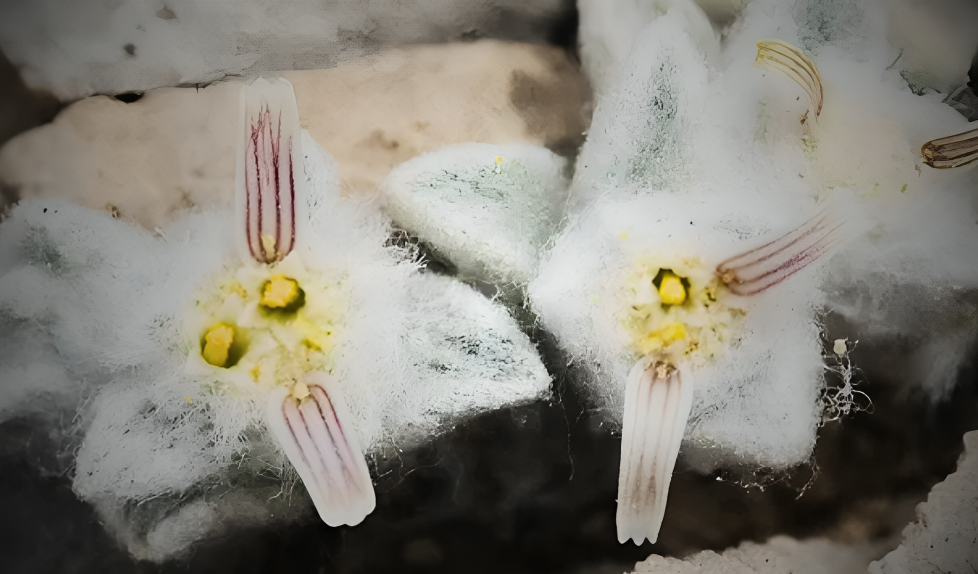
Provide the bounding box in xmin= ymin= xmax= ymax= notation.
xmin=0 ymin=125 xmax=549 ymax=561
xmin=380 ymin=143 xmax=570 ymax=285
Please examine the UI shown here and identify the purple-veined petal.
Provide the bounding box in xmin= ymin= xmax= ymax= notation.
xmin=617 ymin=358 xmax=694 ymax=545
xmin=265 ymin=374 xmax=376 ymax=527
xmin=715 ymin=195 xmax=865 ymax=296
xmin=236 ymin=77 xmax=305 ymax=265
xmin=921 ymin=127 xmax=978 ymax=169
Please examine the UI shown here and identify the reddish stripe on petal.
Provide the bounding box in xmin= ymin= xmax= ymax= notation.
xmin=717 ymin=210 xmax=845 ymax=296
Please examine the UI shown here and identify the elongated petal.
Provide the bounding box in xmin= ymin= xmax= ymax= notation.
xmin=920 ymin=127 xmax=978 ymax=169
xmin=265 ymin=374 xmax=375 ymax=526
xmin=754 ymin=39 xmax=823 ymax=120
xmin=716 ymin=194 xmax=866 ymax=296
xmin=617 ymin=359 xmax=694 ymax=545
xmin=236 ymin=77 xmax=305 ymax=264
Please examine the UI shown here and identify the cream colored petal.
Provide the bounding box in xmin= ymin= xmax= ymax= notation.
xmin=265 ymin=373 xmax=375 ymax=527
xmin=754 ymin=39 xmax=823 ymax=120
xmin=236 ymin=77 xmax=306 ymax=265
xmin=616 ymin=358 xmax=694 ymax=545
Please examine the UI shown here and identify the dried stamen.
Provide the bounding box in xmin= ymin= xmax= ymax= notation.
xmin=754 ymin=39 xmax=823 ymax=120
xmin=920 ymin=127 xmax=978 ymax=169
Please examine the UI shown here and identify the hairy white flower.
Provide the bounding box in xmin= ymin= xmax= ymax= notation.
xmin=0 ymin=77 xmax=550 ymax=561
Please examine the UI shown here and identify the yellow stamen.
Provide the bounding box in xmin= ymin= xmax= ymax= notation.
xmin=261 ymin=275 xmax=300 ymax=309
xmin=185 ymin=397 xmax=194 ymax=404
xmin=202 ymin=323 xmax=235 ymax=367
xmin=495 ymin=156 xmax=503 ymax=164
xmin=620 ymin=231 xmax=629 ymax=239
xmin=658 ymin=272 xmax=687 ymax=305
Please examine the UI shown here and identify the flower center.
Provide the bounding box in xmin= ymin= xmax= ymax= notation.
xmin=621 ymin=256 xmax=743 ymax=364
xmin=261 ymin=275 xmax=302 ymax=309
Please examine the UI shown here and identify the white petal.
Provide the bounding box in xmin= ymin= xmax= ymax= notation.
xmin=265 ymin=373 xmax=375 ymax=526
xmin=236 ymin=77 xmax=306 ymax=265
xmin=616 ymin=358 xmax=693 ymax=545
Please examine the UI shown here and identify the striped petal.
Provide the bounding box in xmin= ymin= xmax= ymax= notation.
xmin=236 ymin=77 xmax=305 ymax=265
xmin=920 ymin=127 xmax=978 ymax=169
xmin=265 ymin=373 xmax=376 ymax=526
xmin=716 ymin=202 xmax=854 ymax=296
xmin=754 ymin=39 xmax=823 ymax=120
xmin=617 ymin=358 xmax=694 ymax=545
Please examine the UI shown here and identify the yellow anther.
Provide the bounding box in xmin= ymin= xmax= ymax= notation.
xmin=620 ymin=231 xmax=629 ymax=239
xmin=185 ymin=397 xmax=194 ymax=404
xmin=292 ymin=381 xmax=310 ymax=400
xmin=202 ymin=323 xmax=235 ymax=367
xmin=495 ymin=155 xmax=503 ymax=164
xmin=658 ymin=271 xmax=687 ymax=305
xmin=261 ymin=275 xmax=300 ymax=309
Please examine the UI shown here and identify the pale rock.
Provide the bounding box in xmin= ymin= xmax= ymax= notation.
xmin=869 ymin=430 xmax=978 ymax=574
xmin=0 ymin=41 xmax=590 ymax=229
xmin=0 ymin=0 xmax=570 ymax=100
xmin=632 ymin=536 xmax=890 ymax=574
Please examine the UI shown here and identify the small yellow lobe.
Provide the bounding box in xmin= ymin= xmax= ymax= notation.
xmin=658 ymin=272 xmax=687 ymax=305
xmin=261 ymin=234 xmax=277 ymax=257
xmin=292 ymin=381 xmax=310 ymax=400
xmin=620 ymin=231 xmax=629 ymax=239
xmin=185 ymin=397 xmax=194 ymax=404
xmin=250 ymin=363 xmax=262 ymax=382
xmin=261 ymin=275 xmax=300 ymax=309
xmin=202 ymin=324 xmax=235 ymax=367
xmin=495 ymin=156 xmax=503 ymax=164
xmin=651 ymin=323 xmax=687 ymax=344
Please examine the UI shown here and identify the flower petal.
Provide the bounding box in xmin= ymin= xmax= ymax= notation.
xmin=616 ymin=358 xmax=693 ymax=545
xmin=753 ymin=39 xmax=823 ymax=120
xmin=237 ymin=77 xmax=305 ymax=264
xmin=920 ymin=127 xmax=978 ymax=169
xmin=716 ymin=197 xmax=861 ymax=296
xmin=265 ymin=374 xmax=375 ymax=526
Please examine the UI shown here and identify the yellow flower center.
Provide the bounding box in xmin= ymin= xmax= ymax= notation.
xmin=261 ymin=275 xmax=301 ymax=309
xmin=202 ymin=323 xmax=235 ymax=367
xmin=657 ymin=271 xmax=687 ymax=306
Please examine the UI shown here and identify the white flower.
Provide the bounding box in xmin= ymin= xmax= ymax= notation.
xmin=0 ymin=77 xmax=550 ymax=561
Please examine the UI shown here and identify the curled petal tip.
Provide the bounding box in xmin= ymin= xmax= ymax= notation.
xmin=716 ymin=194 xmax=867 ymax=296
xmin=920 ymin=127 xmax=978 ymax=169
xmin=266 ymin=375 xmax=376 ymax=527
xmin=237 ymin=78 xmax=305 ymax=265
xmin=754 ymin=39 xmax=823 ymax=120
xmin=616 ymin=359 xmax=693 ymax=546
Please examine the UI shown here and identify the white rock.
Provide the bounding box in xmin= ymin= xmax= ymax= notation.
xmin=0 ymin=0 xmax=569 ymax=100
xmin=869 ymin=430 xmax=978 ymax=574
xmin=632 ymin=536 xmax=890 ymax=574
